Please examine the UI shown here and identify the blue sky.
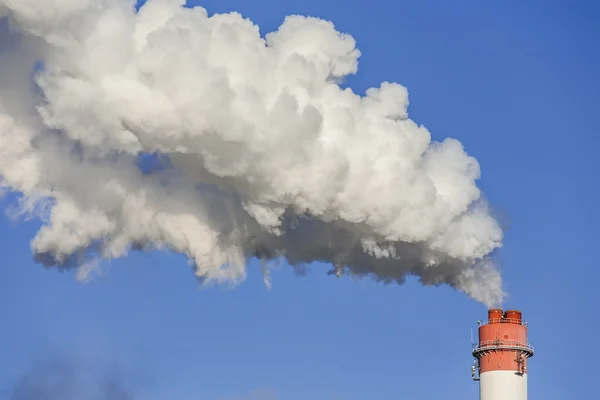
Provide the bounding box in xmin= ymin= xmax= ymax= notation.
xmin=1 ymin=0 xmax=598 ymax=399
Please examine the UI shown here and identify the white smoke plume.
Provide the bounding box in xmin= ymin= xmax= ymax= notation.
xmin=0 ymin=0 xmax=505 ymax=306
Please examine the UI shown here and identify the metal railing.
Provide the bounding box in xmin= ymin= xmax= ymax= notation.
xmin=472 ymin=339 xmax=534 ymax=356
xmin=478 ymin=318 xmax=528 ymax=326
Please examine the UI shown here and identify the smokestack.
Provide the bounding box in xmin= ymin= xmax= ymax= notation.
xmin=471 ymin=309 xmax=534 ymax=400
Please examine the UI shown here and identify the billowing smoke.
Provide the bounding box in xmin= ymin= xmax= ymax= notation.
xmin=0 ymin=0 xmax=504 ymax=306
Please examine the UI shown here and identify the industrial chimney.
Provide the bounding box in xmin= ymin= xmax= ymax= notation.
xmin=471 ymin=309 xmax=534 ymax=399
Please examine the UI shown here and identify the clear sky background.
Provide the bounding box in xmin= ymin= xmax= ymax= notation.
xmin=1 ymin=0 xmax=598 ymax=399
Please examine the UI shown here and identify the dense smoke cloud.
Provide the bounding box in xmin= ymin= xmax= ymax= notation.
xmin=0 ymin=0 xmax=504 ymax=306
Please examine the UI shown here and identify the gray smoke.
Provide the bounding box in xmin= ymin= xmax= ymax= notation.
xmin=0 ymin=0 xmax=505 ymax=306
xmin=8 ymin=356 xmax=136 ymax=400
